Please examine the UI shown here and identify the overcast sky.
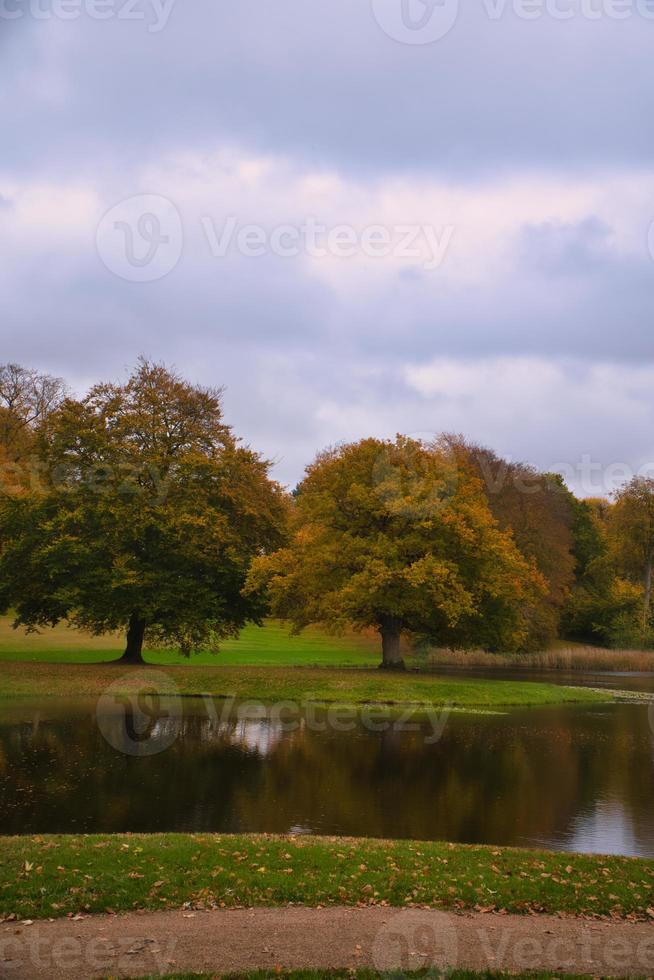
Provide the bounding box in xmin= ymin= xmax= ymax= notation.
xmin=2 ymin=0 xmax=654 ymax=494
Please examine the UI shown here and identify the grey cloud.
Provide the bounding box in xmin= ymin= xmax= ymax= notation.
xmin=2 ymin=2 xmax=654 ymax=180
xmin=3 ymin=0 xmax=654 ymax=488
xmin=516 ymin=217 xmax=616 ymax=277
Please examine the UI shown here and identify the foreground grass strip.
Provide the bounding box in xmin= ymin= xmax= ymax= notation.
xmin=0 ymin=661 xmax=604 ymax=708
xmin=125 ymin=971 xmax=621 ymax=980
xmin=2 ymin=834 xmax=653 ymax=921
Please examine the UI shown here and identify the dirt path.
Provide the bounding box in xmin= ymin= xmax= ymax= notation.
xmin=2 ymin=906 xmax=654 ymax=979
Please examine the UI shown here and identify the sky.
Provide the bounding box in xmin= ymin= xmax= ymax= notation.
xmin=2 ymin=0 xmax=654 ymax=495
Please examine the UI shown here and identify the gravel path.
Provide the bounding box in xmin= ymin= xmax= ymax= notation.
xmin=2 ymin=906 xmax=654 ymax=978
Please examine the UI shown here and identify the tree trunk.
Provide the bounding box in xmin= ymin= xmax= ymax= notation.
xmin=118 ymin=614 xmax=146 ymax=665
xmin=644 ymin=554 xmax=653 ymax=628
xmin=379 ymin=617 xmax=405 ymax=670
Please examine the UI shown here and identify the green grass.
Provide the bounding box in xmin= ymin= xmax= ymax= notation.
xmin=2 ymin=834 xmax=653 ymax=922
xmin=0 ymin=617 xmax=380 ymax=667
xmin=0 ymin=659 xmax=604 ymax=707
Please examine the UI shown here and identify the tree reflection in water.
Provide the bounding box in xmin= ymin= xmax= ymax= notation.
xmin=1 ymin=699 xmax=653 ymax=857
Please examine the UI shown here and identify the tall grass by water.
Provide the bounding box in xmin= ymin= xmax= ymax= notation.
xmin=423 ymin=644 xmax=654 ymax=672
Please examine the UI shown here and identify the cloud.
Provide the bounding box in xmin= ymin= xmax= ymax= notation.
xmin=2 ymin=1 xmax=654 ymax=179
xmin=404 ymin=356 xmax=654 ymax=496
xmin=3 ymin=3 xmax=654 ymax=494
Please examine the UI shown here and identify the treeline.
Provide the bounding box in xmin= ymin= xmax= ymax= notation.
xmin=0 ymin=360 xmax=652 ymax=667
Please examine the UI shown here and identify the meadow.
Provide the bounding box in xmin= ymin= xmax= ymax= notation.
xmin=0 ymin=616 xmax=380 ymax=667
xmin=1 ymin=614 xmax=645 ymax=673
xmin=0 ymin=614 xmax=609 ymax=709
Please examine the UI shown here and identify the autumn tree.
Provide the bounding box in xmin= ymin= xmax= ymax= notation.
xmin=0 ymin=363 xmax=68 ymax=490
xmin=608 ymin=478 xmax=654 ymax=629
xmin=247 ymin=436 xmax=544 ymax=668
xmin=442 ymin=438 xmax=580 ymax=648
xmin=0 ymin=360 xmax=287 ymax=663
xmin=0 ymin=363 xmax=67 ymax=445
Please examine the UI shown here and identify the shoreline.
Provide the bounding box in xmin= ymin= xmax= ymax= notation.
xmin=0 ymin=660 xmax=607 ymax=708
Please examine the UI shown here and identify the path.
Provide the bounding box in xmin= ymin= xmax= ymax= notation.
xmin=2 ymin=906 xmax=654 ymax=978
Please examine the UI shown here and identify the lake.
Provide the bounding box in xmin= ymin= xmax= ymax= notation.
xmin=1 ymin=694 xmax=654 ymax=857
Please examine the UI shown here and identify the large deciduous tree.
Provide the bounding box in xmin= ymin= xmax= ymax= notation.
xmin=0 ymin=360 xmax=287 ymax=663
xmin=246 ymin=436 xmax=544 ymax=668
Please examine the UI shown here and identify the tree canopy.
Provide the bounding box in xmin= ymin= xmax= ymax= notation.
xmin=247 ymin=435 xmax=545 ymax=668
xmin=608 ymin=478 xmax=654 ymax=628
xmin=0 ymin=360 xmax=286 ymax=662
xmin=0 ymin=363 xmax=68 ymax=490
xmin=2 ymin=359 xmax=654 ymax=661
xmin=443 ymin=438 xmax=579 ymax=648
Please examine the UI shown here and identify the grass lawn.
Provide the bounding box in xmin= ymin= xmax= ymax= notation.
xmin=0 ymin=615 xmax=609 ymax=708
xmin=0 ymin=617 xmax=380 ymax=667
xmin=0 ymin=659 xmax=604 ymax=707
xmin=2 ymin=834 xmax=653 ymax=922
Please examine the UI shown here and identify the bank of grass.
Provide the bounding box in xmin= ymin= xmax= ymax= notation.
xmin=2 ymin=834 xmax=653 ymax=922
xmin=0 ymin=659 xmax=605 ymax=708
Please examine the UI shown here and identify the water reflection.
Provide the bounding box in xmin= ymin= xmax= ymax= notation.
xmin=1 ymin=699 xmax=654 ymax=857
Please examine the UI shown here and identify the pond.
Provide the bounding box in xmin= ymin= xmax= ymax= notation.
xmin=1 ymin=695 xmax=654 ymax=857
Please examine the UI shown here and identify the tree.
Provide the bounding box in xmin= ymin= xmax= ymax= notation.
xmin=608 ymin=477 xmax=654 ymax=628
xmin=0 ymin=363 xmax=67 ymax=461
xmin=568 ymin=496 xmax=607 ymax=580
xmin=0 ymin=363 xmax=68 ymax=495
xmin=0 ymin=360 xmax=287 ymax=663
xmin=247 ymin=436 xmax=544 ymax=668
xmin=443 ymin=438 xmax=579 ymax=649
